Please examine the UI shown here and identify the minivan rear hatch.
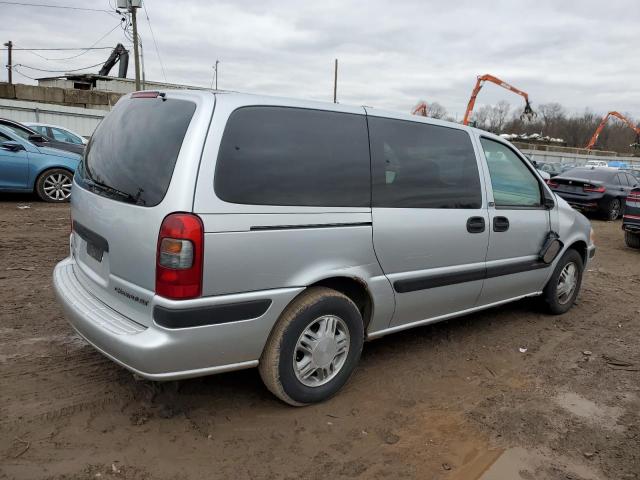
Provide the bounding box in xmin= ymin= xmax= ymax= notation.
xmin=70 ymin=91 xmax=214 ymax=326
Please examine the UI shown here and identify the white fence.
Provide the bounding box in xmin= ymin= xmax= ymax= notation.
xmin=519 ymin=147 xmax=640 ymax=168
xmin=0 ymin=99 xmax=109 ymax=137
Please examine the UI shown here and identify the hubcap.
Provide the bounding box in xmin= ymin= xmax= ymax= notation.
xmin=43 ymin=173 xmax=72 ymax=201
xmin=557 ymin=262 xmax=578 ymax=304
xmin=610 ymin=201 xmax=620 ymax=220
xmin=293 ymin=315 xmax=350 ymax=387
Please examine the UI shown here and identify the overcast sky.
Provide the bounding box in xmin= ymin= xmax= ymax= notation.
xmin=3 ymin=0 xmax=639 ymax=119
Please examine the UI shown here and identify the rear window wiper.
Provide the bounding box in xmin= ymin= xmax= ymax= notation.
xmin=84 ymin=177 xmax=146 ymax=206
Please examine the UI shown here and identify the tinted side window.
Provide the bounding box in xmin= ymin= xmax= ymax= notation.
xmin=480 ymin=138 xmax=541 ymax=207
xmin=369 ymin=117 xmax=482 ymax=209
xmin=627 ymin=173 xmax=638 ymax=186
xmin=215 ymin=107 xmax=370 ymax=207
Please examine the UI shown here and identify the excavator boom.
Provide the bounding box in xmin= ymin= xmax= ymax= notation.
xmin=411 ymin=101 xmax=428 ymax=117
xmin=586 ymin=111 xmax=640 ymax=150
xmin=463 ymin=74 xmax=535 ymax=126
xmin=98 ymin=43 xmax=129 ymax=78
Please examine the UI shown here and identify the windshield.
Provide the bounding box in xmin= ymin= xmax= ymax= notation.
xmin=75 ymin=96 xmax=196 ymax=207
xmin=0 ymin=122 xmax=35 ymax=141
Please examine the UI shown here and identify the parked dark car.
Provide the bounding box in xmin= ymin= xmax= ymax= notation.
xmin=0 ymin=118 xmax=85 ymax=156
xmin=623 ymin=187 xmax=640 ymax=249
xmin=548 ymin=167 xmax=639 ymax=220
xmin=622 ymin=168 xmax=640 ymax=182
xmin=539 ymin=162 xmax=565 ymax=177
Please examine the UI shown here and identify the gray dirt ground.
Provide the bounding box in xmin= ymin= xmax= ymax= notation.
xmin=0 ymin=195 xmax=639 ymax=480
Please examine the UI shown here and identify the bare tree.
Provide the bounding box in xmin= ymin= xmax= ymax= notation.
xmin=487 ymin=101 xmax=511 ymax=133
xmin=426 ymin=102 xmax=447 ymax=119
xmin=472 ymin=105 xmax=491 ymax=130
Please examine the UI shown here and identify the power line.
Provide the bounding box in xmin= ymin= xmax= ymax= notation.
xmin=143 ymin=0 xmax=167 ymax=82
xmin=15 ymin=21 xmax=125 ymax=62
xmin=0 ymin=1 xmax=113 ymax=13
xmin=14 ymin=61 xmax=105 ymax=73
xmin=12 ymin=66 xmax=38 ymax=80
xmin=6 ymin=46 xmax=116 ymax=51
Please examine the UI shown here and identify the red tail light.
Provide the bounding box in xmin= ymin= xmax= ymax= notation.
xmin=546 ymin=179 xmax=558 ymax=188
xmin=583 ymin=184 xmax=606 ymax=193
xmin=156 ymin=213 xmax=204 ymax=299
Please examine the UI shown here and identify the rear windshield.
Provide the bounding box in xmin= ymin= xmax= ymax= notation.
xmin=76 ymin=96 xmax=196 ymax=206
xmin=561 ymin=168 xmax=614 ymax=182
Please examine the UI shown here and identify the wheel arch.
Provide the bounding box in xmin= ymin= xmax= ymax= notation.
xmin=32 ymin=165 xmax=74 ymax=191
xmin=565 ymin=239 xmax=588 ymax=265
xmin=305 ymin=276 xmax=374 ymax=331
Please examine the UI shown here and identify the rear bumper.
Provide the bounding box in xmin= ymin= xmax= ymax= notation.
xmin=553 ymin=192 xmax=603 ymax=212
xmin=559 ymin=197 xmax=600 ymax=212
xmin=623 ymin=214 xmax=640 ymax=232
xmin=53 ymin=257 xmax=302 ymax=380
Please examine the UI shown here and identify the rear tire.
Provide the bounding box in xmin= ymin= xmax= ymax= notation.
xmin=259 ymin=287 xmax=364 ymax=406
xmin=602 ymin=198 xmax=621 ymax=221
xmin=35 ymin=168 xmax=73 ymax=203
xmin=541 ymin=249 xmax=584 ymax=315
xmin=625 ymin=231 xmax=640 ymax=249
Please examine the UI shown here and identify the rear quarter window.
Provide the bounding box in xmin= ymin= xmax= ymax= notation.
xmin=214 ymin=106 xmax=370 ymax=207
xmin=368 ymin=117 xmax=482 ymax=209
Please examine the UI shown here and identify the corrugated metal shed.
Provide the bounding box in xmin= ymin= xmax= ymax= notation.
xmin=0 ymin=98 xmax=108 ymax=136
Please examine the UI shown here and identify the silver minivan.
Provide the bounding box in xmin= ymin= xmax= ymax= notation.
xmin=53 ymin=90 xmax=595 ymax=405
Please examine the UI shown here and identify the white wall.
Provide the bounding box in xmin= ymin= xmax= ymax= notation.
xmin=519 ymin=148 xmax=640 ymax=168
xmin=0 ymin=98 xmax=108 ymax=137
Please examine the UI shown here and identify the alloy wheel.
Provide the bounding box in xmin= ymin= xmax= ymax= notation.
xmin=43 ymin=173 xmax=72 ymax=201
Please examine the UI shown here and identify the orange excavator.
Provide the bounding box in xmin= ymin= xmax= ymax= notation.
xmin=411 ymin=101 xmax=428 ymax=116
xmin=585 ymin=111 xmax=640 ymax=150
xmin=462 ymin=74 xmax=536 ymax=126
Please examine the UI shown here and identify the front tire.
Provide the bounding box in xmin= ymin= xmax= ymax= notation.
xmin=36 ymin=168 xmax=73 ymax=203
xmin=625 ymin=231 xmax=640 ymax=249
xmin=259 ymin=287 xmax=364 ymax=406
xmin=541 ymin=249 xmax=584 ymax=315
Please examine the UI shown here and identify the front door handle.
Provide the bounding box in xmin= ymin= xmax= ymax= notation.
xmin=493 ymin=216 xmax=510 ymax=232
xmin=467 ymin=216 xmax=486 ymax=233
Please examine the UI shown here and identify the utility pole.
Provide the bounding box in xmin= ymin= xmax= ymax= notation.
xmin=4 ymin=40 xmax=12 ymax=84
xmin=333 ymin=58 xmax=338 ymax=103
xmin=130 ymin=3 xmax=141 ymax=91
xmin=215 ymin=59 xmax=219 ymax=90
xmin=210 ymin=60 xmax=219 ymax=90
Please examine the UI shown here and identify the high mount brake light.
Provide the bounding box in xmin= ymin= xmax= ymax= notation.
xmin=131 ymin=91 xmax=165 ymax=99
xmin=156 ymin=213 xmax=204 ymax=300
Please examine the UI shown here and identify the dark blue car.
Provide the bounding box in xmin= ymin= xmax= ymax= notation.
xmin=0 ymin=125 xmax=81 ymax=202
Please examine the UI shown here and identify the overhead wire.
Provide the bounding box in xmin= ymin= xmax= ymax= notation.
xmin=17 ymin=21 xmax=126 ymax=62
xmin=13 ymin=61 xmax=106 ymax=73
xmin=7 ymin=46 xmax=117 ymax=51
xmin=0 ymin=1 xmax=116 ymax=14
xmin=143 ymin=0 xmax=167 ymax=82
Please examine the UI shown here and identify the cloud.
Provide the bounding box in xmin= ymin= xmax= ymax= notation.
xmin=3 ymin=0 xmax=639 ymax=118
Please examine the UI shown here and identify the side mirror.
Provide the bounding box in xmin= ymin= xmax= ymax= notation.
xmin=28 ymin=134 xmax=47 ymax=143
xmin=1 ymin=141 xmax=25 ymax=152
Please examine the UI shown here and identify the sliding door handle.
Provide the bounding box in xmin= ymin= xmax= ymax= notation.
xmin=466 ymin=216 xmax=486 ymax=233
